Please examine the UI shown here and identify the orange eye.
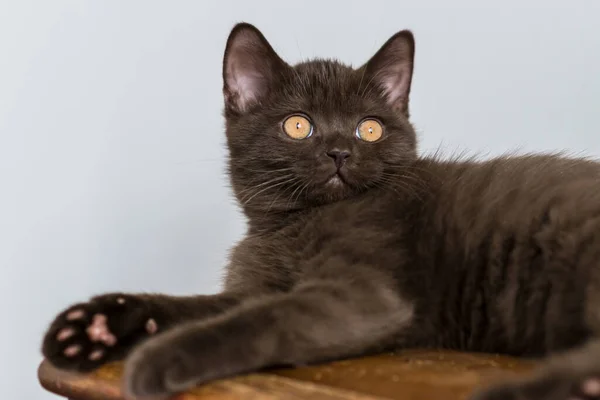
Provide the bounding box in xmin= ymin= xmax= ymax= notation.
xmin=356 ymin=119 xmax=383 ymax=142
xmin=283 ymin=115 xmax=313 ymax=140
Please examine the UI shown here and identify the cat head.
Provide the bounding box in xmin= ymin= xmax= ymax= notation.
xmin=222 ymin=23 xmax=417 ymax=217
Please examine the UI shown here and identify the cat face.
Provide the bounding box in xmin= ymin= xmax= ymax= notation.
xmin=222 ymin=23 xmax=418 ymax=215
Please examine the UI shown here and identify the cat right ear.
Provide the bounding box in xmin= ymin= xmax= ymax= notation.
xmin=223 ymin=23 xmax=287 ymax=113
xmin=362 ymin=30 xmax=415 ymax=117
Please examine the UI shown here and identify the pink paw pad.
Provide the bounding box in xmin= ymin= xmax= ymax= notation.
xmin=64 ymin=344 xmax=81 ymax=357
xmin=145 ymin=318 xmax=158 ymax=334
xmin=66 ymin=309 xmax=85 ymax=321
xmin=56 ymin=327 xmax=75 ymax=341
xmin=581 ymin=377 xmax=600 ymax=397
xmin=86 ymin=314 xmax=117 ymax=346
xmin=88 ymin=349 xmax=104 ymax=361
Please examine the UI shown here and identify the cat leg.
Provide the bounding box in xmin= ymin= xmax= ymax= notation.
xmin=470 ymin=338 xmax=600 ymax=400
xmin=121 ymin=267 xmax=413 ymax=399
xmin=472 ymin=239 xmax=600 ymax=400
xmin=41 ymin=292 xmax=243 ymax=372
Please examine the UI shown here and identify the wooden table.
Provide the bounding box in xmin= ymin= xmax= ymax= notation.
xmin=38 ymin=350 xmax=535 ymax=400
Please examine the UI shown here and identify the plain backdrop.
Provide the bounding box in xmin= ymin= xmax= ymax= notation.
xmin=1 ymin=1 xmax=599 ymax=398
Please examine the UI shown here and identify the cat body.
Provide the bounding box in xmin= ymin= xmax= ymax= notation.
xmin=41 ymin=23 xmax=600 ymax=400
xmin=226 ymin=154 xmax=598 ymax=357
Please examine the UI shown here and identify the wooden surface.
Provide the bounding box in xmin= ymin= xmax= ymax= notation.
xmin=38 ymin=350 xmax=536 ymax=400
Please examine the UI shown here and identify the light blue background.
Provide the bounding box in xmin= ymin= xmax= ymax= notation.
xmin=1 ymin=1 xmax=599 ymax=398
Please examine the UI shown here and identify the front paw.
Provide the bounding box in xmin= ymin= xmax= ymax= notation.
xmin=122 ymin=322 xmax=258 ymax=399
xmin=42 ymin=293 xmax=159 ymax=372
xmin=122 ymin=338 xmax=190 ymax=399
xmin=471 ymin=371 xmax=600 ymax=400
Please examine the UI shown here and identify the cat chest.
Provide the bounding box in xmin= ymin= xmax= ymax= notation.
xmin=274 ymin=211 xmax=408 ymax=273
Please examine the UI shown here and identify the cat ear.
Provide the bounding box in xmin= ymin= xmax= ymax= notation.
xmin=362 ymin=30 xmax=415 ymax=117
xmin=223 ymin=23 xmax=287 ymax=113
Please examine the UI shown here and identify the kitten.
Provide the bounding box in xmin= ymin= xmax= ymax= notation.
xmin=42 ymin=23 xmax=600 ymax=400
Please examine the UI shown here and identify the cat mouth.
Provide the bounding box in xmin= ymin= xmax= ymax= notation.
xmin=325 ymin=172 xmax=348 ymax=188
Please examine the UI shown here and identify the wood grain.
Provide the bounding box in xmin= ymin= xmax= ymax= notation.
xmin=38 ymin=350 xmax=536 ymax=400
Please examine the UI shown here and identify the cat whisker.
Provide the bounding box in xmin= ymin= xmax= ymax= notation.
xmin=243 ymin=167 xmax=295 ymax=174
xmin=238 ymin=174 xmax=295 ymax=197
xmin=264 ymin=179 xmax=304 ymax=215
xmin=241 ymin=178 xmax=297 ymax=206
xmin=381 ymin=162 xmax=432 ymax=173
xmin=299 ymin=183 xmax=312 ymax=203
xmin=371 ymin=181 xmax=400 ymax=198
xmin=380 ymin=171 xmax=428 ymax=187
xmin=286 ymin=179 xmax=312 ymax=208
xmin=376 ymin=175 xmax=424 ymax=202
xmin=291 ymin=180 xmax=313 ymax=208
xmin=380 ymin=171 xmax=428 ymax=188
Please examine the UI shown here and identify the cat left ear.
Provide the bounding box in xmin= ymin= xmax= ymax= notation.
xmin=223 ymin=23 xmax=287 ymax=114
xmin=362 ymin=30 xmax=415 ymax=117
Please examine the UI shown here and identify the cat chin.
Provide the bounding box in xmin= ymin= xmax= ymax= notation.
xmin=325 ymin=174 xmax=346 ymax=188
xmin=307 ymin=177 xmax=359 ymax=205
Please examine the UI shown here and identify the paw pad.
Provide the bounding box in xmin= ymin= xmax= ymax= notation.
xmin=66 ymin=309 xmax=85 ymax=321
xmin=43 ymin=294 xmax=161 ymax=371
xmin=86 ymin=314 xmax=117 ymax=346
xmin=88 ymin=349 xmax=105 ymax=361
xmin=56 ymin=327 xmax=75 ymax=341
xmin=145 ymin=318 xmax=158 ymax=334
xmin=64 ymin=344 xmax=81 ymax=357
xmin=580 ymin=377 xmax=600 ymax=398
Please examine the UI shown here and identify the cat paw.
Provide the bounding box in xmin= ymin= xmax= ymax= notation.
xmin=122 ymin=339 xmax=189 ymax=399
xmin=471 ymin=372 xmax=600 ymax=400
xmin=121 ymin=323 xmax=249 ymax=399
xmin=42 ymin=293 xmax=159 ymax=372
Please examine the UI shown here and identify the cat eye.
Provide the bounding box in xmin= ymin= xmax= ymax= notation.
xmin=283 ymin=115 xmax=313 ymax=140
xmin=356 ymin=119 xmax=383 ymax=142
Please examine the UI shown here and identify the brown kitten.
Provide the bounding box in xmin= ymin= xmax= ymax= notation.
xmin=41 ymin=23 xmax=600 ymax=400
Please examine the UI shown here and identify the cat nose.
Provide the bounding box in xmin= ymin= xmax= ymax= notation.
xmin=326 ymin=149 xmax=351 ymax=169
